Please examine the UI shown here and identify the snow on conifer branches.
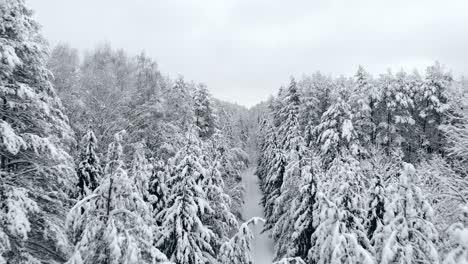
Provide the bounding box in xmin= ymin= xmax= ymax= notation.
xmin=3 ymin=0 xmax=468 ymax=262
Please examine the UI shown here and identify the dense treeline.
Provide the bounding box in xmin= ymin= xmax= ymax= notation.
xmin=256 ymin=66 xmax=468 ymax=263
xmin=1 ymin=1 xmax=255 ymax=263
xmin=3 ymin=0 xmax=468 ymax=264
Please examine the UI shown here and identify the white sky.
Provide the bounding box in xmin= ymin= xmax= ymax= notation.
xmin=29 ymin=0 xmax=468 ymax=107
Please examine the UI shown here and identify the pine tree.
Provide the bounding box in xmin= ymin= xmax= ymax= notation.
xmin=262 ymin=147 xmax=287 ymax=231
xmin=313 ymin=95 xmax=360 ymax=168
xmin=373 ymin=163 xmax=439 ymax=264
xmin=266 ymin=79 xmax=307 ymax=244
xmin=282 ymin=154 xmax=320 ymax=260
xmin=375 ymin=71 xmax=415 ymax=155
xmin=308 ymin=154 xmax=374 ymax=264
xmin=164 ymin=76 xmax=194 ymax=132
xmin=0 ymin=0 xmax=76 ymax=262
xmin=77 ymin=130 xmax=102 ymax=197
xmin=149 ymin=159 xmax=169 ymax=226
xmin=66 ymin=132 xmax=168 ymax=264
xmin=193 ymin=84 xmax=217 ymax=139
xmin=443 ymin=205 xmax=468 ymax=264
xmin=156 ymin=130 xmax=216 ymax=264
xmin=417 ymin=62 xmax=452 ymax=154
xmin=351 ymin=66 xmax=376 ymax=148
xmin=269 ymin=79 xmax=307 ymax=253
xmin=217 ymin=217 xmax=264 ymax=264
xmin=361 ymin=150 xmax=403 ymax=241
xmin=130 ymin=142 xmax=152 ymax=199
xmin=202 ymin=148 xmax=238 ymax=254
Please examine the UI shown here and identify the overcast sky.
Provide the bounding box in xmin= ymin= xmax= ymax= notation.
xmin=29 ymin=0 xmax=468 ymax=107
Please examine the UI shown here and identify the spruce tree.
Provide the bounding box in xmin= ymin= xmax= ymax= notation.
xmin=373 ymin=163 xmax=439 ymax=264
xmin=308 ymin=154 xmax=374 ymax=264
xmin=217 ymin=217 xmax=264 ymax=264
xmin=193 ymin=84 xmax=217 ymax=140
xmin=156 ymin=130 xmax=216 ymax=263
xmin=149 ymin=159 xmax=169 ymax=226
xmin=416 ymin=62 xmax=452 ymax=154
xmin=351 ymin=66 xmax=376 ymax=148
xmin=443 ymin=205 xmax=468 ymax=264
xmin=77 ymin=130 xmax=102 ymax=197
xmin=202 ymin=150 xmax=238 ymax=254
xmin=0 ymin=0 xmax=76 ymax=262
xmin=282 ymin=154 xmax=320 ymax=260
xmin=313 ymin=95 xmax=360 ymax=168
xmin=66 ymin=132 xmax=168 ymax=264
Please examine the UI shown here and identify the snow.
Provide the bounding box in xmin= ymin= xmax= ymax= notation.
xmin=242 ymin=167 xmax=274 ymax=264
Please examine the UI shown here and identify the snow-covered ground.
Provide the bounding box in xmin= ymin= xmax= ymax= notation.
xmin=242 ymin=167 xmax=274 ymax=264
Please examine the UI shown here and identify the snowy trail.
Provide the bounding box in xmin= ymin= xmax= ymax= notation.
xmin=242 ymin=166 xmax=275 ymax=264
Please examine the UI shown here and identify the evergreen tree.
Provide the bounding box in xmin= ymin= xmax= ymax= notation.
xmin=193 ymin=84 xmax=217 ymax=140
xmin=313 ymin=95 xmax=360 ymax=168
xmin=0 ymin=0 xmax=76 ymax=262
xmin=66 ymin=132 xmax=168 ymax=264
xmin=130 ymin=142 xmax=152 ymax=199
xmin=351 ymin=66 xmax=376 ymax=148
xmin=282 ymin=154 xmax=320 ymax=260
xmin=156 ymin=130 xmax=216 ymax=264
xmin=308 ymin=155 xmax=374 ymax=264
xmin=217 ymin=217 xmax=264 ymax=264
xmin=375 ymin=71 xmax=415 ymax=155
xmin=373 ymin=163 xmax=439 ymax=264
xmin=363 ymin=152 xmax=401 ymax=241
xmin=164 ymin=76 xmax=194 ymax=132
xmin=149 ymin=159 xmax=169 ymax=226
xmin=443 ymin=205 xmax=468 ymax=264
xmin=77 ymin=130 xmax=102 ymax=197
xmin=262 ymin=147 xmax=287 ymax=231
xmin=416 ymin=62 xmax=452 ymax=154
xmin=202 ymin=147 xmax=238 ymax=253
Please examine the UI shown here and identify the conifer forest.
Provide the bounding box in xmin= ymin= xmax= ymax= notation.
xmin=1 ymin=0 xmax=468 ymax=263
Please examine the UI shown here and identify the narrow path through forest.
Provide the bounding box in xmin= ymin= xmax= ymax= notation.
xmin=242 ymin=166 xmax=274 ymax=264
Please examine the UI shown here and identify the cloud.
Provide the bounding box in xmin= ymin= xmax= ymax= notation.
xmin=29 ymin=0 xmax=468 ymax=107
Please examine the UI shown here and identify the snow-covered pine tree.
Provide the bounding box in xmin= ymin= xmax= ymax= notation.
xmin=130 ymin=142 xmax=152 ymax=199
xmin=77 ymin=130 xmax=102 ymax=197
xmin=262 ymin=146 xmax=286 ymax=231
xmin=282 ymin=153 xmax=320 ymax=261
xmin=156 ymin=129 xmax=216 ymax=264
xmin=202 ymin=146 xmax=238 ymax=254
xmin=255 ymin=115 xmax=276 ymax=190
xmin=193 ymin=84 xmax=217 ymax=140
xmin=66 ymin=132 xmax=169 ymax=264
xmin=212 ymin=132 xmax=245 ymax=218
xmin=269 ymin=79 xmax=307 ymax=251
xmin=164 ymin=76 xmax=194 ymax=132
xmin=373 ymin=163 xmax=439 ymax=264
xmin=278 ymin=78 xmax=303 ymax=152
xmin=217 ymin=217 xmax=264 ymax=264
xmin=416 ymin=62 xmax=452 ymax=154
xmin=375 ymin=71 xmax=415 ymax=156
xmin=0 ymin=0 xmax=76 ymax=262
xmin=297 ymin=73 xmax=329 ymax=146
xmin=266 ymin=79 xmax=307 ymax=243
xmin=351 ymin=66 xmax=376 ymax=149
xmin=149 ymin=159 xmax=169 ymax=226
xmin=443 ymin=205 xmax=468 ymax=264
xmin=312 ymin=94 xmax=360 ymax=168
xmin=308 ymin=154 xmax=374 ymax=264
xmin=362 ymin=151 xmax=401 ymax=241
